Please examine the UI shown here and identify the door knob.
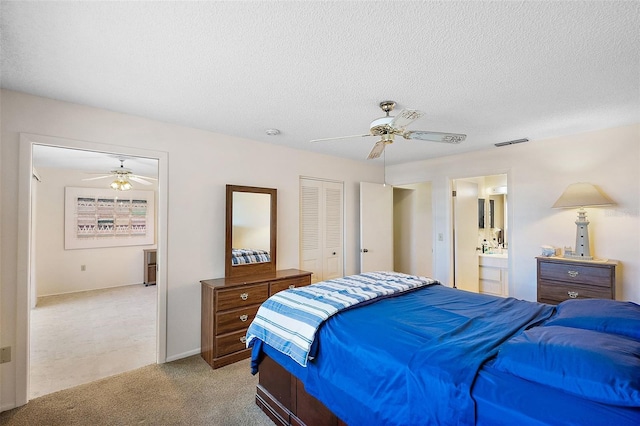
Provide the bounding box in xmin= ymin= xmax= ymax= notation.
xmin=362 ymin=248 xmax=369 ymax=253
xmin=332 ymin=252 xmax=336 ymax=255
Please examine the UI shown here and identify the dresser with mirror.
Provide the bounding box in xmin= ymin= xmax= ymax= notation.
xmin=200 ymin=185 xmax=312 ymax=369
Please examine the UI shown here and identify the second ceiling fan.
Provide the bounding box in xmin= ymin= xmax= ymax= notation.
xmin=311 ymin=101 xmax=467 ymax=159
xmin=82 ymin=159 xmax=156 ymax=191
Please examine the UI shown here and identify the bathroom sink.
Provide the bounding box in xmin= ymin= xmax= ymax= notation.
xmin=478 ymin=252 xmax=508 ymax=259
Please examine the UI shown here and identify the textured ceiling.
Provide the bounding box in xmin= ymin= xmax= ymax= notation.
xmin=2 ymin=1 xmax=639 ymax=166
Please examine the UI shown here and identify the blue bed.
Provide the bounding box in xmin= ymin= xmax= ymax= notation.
xmin=247 ymin=272 xmax=640 ymax=425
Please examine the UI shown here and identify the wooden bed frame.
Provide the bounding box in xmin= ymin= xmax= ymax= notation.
xmin=256 ymin=355 xmax=346 ymax=426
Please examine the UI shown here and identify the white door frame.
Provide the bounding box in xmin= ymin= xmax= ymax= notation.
xmin=448 ymin=172 xmax=512 ymax=294
xmin=16 ymin=133 xmax=169 ymax=406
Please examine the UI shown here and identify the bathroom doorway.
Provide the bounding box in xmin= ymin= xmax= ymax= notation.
xmin=452 ymin=174 xmax=509 ymax=296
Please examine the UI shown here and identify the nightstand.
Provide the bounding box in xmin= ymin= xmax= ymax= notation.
xmin=536 ymin=256 xmax=618 ymax=305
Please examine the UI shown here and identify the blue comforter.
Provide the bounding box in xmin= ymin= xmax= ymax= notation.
xmin=246 ymin=271 xmax=435 ymax=367
xmin=251 ymin=284 xmax=555 ymax=426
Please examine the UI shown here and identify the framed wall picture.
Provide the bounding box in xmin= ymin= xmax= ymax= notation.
xmin=64 ymin=187 xmax=155 ymax=250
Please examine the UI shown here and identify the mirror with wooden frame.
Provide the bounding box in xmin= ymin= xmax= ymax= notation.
xmin=225 ymin=185 xmax=277 ymax=278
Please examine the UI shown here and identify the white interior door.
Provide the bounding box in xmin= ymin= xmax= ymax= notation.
xmin=453 ymin=180 xmax=480 ymax=292
xmin=360 ymin=182 xmax=393 ymax=273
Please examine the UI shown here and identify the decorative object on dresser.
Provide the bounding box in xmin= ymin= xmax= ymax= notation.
xmin=537 ymin=256 xmax=618 ymax=305
xmin=552 ymin=182 xmax=615 ymax=260
xmin=201 ymin=269 xmax=311 ymax=369
xmin=201 ymin=184 xmax=312 ymax=369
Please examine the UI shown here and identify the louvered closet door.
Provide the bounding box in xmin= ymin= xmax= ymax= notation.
xmin=300 ymin=178 xmax=344 ymax=283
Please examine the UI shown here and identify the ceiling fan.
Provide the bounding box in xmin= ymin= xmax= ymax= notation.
xmin=82 ymin=159 xmax=157 ymax=190
xmin=311 ymin=101 xmax=467 ymax=159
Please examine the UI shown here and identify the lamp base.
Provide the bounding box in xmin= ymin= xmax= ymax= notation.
xmin=563 ymin=253 xmax=593 ymax=261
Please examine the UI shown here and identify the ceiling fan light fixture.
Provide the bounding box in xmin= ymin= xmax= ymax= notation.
xmin=111 ymin=177 xmax=133 ymax=191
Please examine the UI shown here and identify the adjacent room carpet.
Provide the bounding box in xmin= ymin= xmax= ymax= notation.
xmin=1 ymin=356 xmax=273 ymax=425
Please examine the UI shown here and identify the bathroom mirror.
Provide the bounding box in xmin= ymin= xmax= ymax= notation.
xmin=225 ymin=185 xmax=277 ymax=278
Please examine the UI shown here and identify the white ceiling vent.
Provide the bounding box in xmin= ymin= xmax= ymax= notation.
xmin=494 ymin=138 xmax=529 ymax=147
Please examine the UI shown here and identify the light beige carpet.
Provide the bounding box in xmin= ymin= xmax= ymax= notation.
xmin=1 ymin=356 xmax=273 ymax=425
xmin=31 ymin=284 xmax=157 ymax=398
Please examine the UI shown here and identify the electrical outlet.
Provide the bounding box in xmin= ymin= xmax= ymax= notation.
xmin=438 ymin=233 xmax=444 ymax=242
xmin=0 ymin=346 xmax=11 ymax=363
xmin=81 ymin=265 xmax=86 ymax=271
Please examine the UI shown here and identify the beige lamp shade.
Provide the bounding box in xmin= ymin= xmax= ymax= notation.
xmin=552 ymin=182 xmax=614 ymax=260
xmin=552 ymin=183 xmax=615 ymax=209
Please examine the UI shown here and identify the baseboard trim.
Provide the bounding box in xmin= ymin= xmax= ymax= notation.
xmin=1 ymin=402 xmax=18 ymax=413
xmin=165 ymin=348 xmax=200 ymax=363
xmin=38 ymin=282 xmax=148 ymax=299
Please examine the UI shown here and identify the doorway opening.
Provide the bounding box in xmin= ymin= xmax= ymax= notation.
xmin=17 ymin=133 xmax=168 ymax=406
xmin=359 ymin=181 xmax=433 ymax=278
xmin=29 ymin=145 xmax=159 ymax=398
xmin=393 ymin=183 xmax=433 ymax=277
xmin=452 ymin=174 xmax=508 ymax=296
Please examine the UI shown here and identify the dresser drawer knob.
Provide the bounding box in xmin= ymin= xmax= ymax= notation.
xmin=239 ymin=314 xmax=248 ymax=322
xmin=240 ymin=336 xmax=247 ymax=344
xmin=568 ymin=291 xmax=579 ymax=299
xmin=289 ymin=285 xmax=295 ymax=289
xmin=240 ymin=293 xmax=249 ymax=300
xmin=567 ymin=270 xmax=579 ymax=278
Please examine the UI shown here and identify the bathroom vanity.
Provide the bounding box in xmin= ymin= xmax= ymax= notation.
xmin=478 ymin=252 xmax=508 ymax=297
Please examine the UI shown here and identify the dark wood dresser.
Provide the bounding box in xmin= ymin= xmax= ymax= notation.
xmin=536 ymin=256 xmax=618 ymax=305
xmin=201 ymin=268 xmax=312 ymax=369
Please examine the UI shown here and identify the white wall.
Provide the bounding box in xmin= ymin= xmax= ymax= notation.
xmin=387 ymin=124 xmax=640 ymax=303
xmin=34 ymin=167 xmax=157 ymax=297
xmin=0 ymin=89 xmax=382 ymax=409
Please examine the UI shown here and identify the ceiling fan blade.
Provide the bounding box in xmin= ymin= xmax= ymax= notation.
xmin=129 ymin=176 xmax=152 ymax=185
xmin=403 ymin=131 xmax=466 ymax=144
xmin=311 ymin=134 xmax=372 ymax=143
xmin=389 ymin=109 xmax=425 ymax=130
xmin=82 ymin=175 xmax=113 ymax=181
xmin=131 ymin=174 xmax=158 ymax=181
xmin=367 ymin=140 xmax=387 ymax=160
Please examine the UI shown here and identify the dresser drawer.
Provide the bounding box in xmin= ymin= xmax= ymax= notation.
xmin=216 ymin=305 xmax=260 ymax=335
xmin=538 ymin=262 xmax=612 ymax=287
xmin=270 ymin=275 xmax=311 ymax=295
xmin=215 ymin=329 xmax=250 ymax=357
xmin=216 ymin=283 xmax=269 ymax=311
xmin=538 ymin=280 xmax=612 ymax=304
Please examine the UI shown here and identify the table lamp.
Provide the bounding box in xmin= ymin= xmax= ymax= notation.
xmin=552 ymin=182 xmax=614 ymax=260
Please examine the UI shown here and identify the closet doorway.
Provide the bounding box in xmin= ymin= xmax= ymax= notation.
xmin=299 ymin=177 xmax=344 ymax=283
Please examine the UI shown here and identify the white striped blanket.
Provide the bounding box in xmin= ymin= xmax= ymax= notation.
xmin=245 ymin=271 xmax=436 ymax=367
